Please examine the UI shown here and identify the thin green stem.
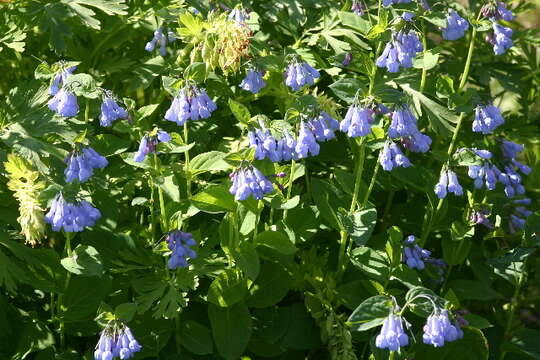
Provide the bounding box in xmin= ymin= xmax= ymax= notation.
xmin=154 ymin=154 xmax=168 ymax=232
xmin=338 ymin=140 xmax=366 ymax=274
xmin=421 ymin=27 xmax=477 ymax=244
xmin=253 ymin=200 xmax=263 ymax=244
xmin=283 ymin=160 xmax=296 ymax=221
xmin=183 ymin=123 xmax=192 ymax=198
xmin=84 ymin=99 xmax=90 ymax=124
xmin=59 ymin=233 xmax=74 ymax=350
xmin=420 ymin=20 xmax=428 ymax=93
xmin=149 ymin=175 xmax=157 ymax=242
xmin=362 ymin=159 xmax=380 ymax=208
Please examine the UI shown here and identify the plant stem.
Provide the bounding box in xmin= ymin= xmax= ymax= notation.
xmin=59 ymin=232 xmax=74 ymax=350
xmin=420 ymin=20 xmax=428 ymax=93
xmin=283 ymin=159 xmax=296 ymax=221
xmin=183 ymin=123 xmax=192 ymax=198
xmin=338 ymin=139 xmax=366 ymax=274
xmin=84 ymin=99 xmax=90 ymax=124
xmin=253 ymin=200 xmax=263 ymax=244
xmin=362 ymin=160 xmax=380 ymax=208
xmin=420 ymin=27 xmax=477 ymax=244
xmin=175 ymin=313 xmax=182 ymax=354
xmin=154 ymin=153 xmax=168 ymax=232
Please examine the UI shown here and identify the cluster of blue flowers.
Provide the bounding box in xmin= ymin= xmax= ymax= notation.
xmin=240 ymin=69 xmax=266 ymax=94
xmin=229 ymin=165 xmax=274 ymax=200
xmin=376 ymin=29 xmax=423 ymax=73
xmin=482 ymin=1 xmax=514 ymax=55
xmin=379 ymin=140 xmax=411 ymax=171
xmin=166 ymin=230 xmax=197 ymax=269
xmin=376 ymin=302 xmax=463 ymax=352
xmin=248 ymin=111 xmax=339 ymax=162
xmin=509 ymin=198 xmax=532 ymax=233
xmin=45 ymin=193 xmax=101 ymax=232
xmin=402 ymin=235 xmax=431 ymax=270
xmin=423 ymin=309 xmax=464 ymax=347
xmin=64 ymin=146 xmax=108 ymax=183
xmin=389 ymin=104 xmax=432 ymax=153
xmin=145 ymin=27 xmax=176 ymax=56
xmin=442 ymin=10 xmax=470 ymax=41
xmin=228 ymin=6 xmax=250 ymax=24
xmin=94 ymin=324 xmax=141 ymax=360
xmin=134 ymin=130 xmax=171 ymax=163
xmin=473 ymin=103 xmax=505 ymax=134
xmin=340 ymin=104 xmax=375 ymax=138
xmin=285 ymin=60 xmax=320 ymax=91
xmin=48 ymin=66 xmax=79 ymax=117
xmin=165 ymin=85 xmax=217 ymax=126
xmin=435 ymin=168 xmax=463 ymax=199
xmin=375 ymin=313 xmax=409 ymax=351
xmin=100 ymin=94 xmax=128 ymax=127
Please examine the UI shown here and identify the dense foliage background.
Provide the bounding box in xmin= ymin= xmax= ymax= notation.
xmin=0 ymin=0 xmax=539 ymax=359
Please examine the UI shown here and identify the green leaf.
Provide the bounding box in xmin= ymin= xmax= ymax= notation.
xmin=442 ymin=236 xmax=471 ymax=266
xmin=255 ymin=230 xmax=297 ymax=255
xmin=247 ymin=261 xmax=293 ymax=308
xmin=61 ymin=245 xmax=103 ymax=277
xmin=413 ymin=50 xmax=440 ymax=70
xmin=191 ymin=184 xmax=236 ymax=213
xmin=92 ymin=134 xmax=131 ymax=156
xmin=208 ymin=268 xmax=248 ymax=307
xmin=62 ymin=275 xmax=112 ymax=322
xmin=311 ymin=179 xmax=346 ymax=231
xmin=386 ymin=226 xmax=403 ymax=267
xmin=232 ymin=242 xmax=260 ymax=280
xmin=506 ymin=328 xmax=540 ymax=359
xmin=180 ymin=320 xmax=213 ymax=355
xmin=329 ymin=78 xmax=366 ymax=104
xmin=448 ymin=280 xmax=503 ymax=301
xmin=190 ymin=151 xmax=230 ymax=175
xmin=228 ymin=99 xmax=251 ymax=124
xmin=486 ymin=248 xmax=534 ymax=286
xmin=338 ymin=11 xmax=371 ymax=34
xmin=340 ymin=207 xmax=378 ymax=246
xmin=414 ymin=328 xmax=489 ymax=360
xmin=208 ymin=303 xmax=252 ymax=360
xmin=405 ymin=286 xmax=446 ymax=318
xmin=347 ymin=295 xmax=392 ymax=331
xmin=400 ymin=83 xmax=458 ymax=137
xmin=351 ymin=247 xmax=390 ymax=283
xmin=184 ymin=62 xmax=207 ymax=82
xmin=114 ymin=303 xmax=138 ymax=323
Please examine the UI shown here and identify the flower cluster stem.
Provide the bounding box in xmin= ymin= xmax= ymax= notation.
xmin=283 ymin=159 xmax=296 ymax=221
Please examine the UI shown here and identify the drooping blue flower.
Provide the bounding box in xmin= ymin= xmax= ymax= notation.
xmin=145 ymin=27 xmax=176 ymax=56
xmin=377 ymin=30 xmax=423 ymax=73
xmin=342 ymin=53 xmax=353 ymax=66
xmin=278 ymin=130 xmax=298 ymax=161
xmin=497 ymin=140 xmax=531 ymax=197
xmin=497 ymin=2 xmax=514 ymax=20
xmin=351 ymin=0 xmax=365 ymax=15
xmin=45 ymin=193 xmax=101 ymax=232
xmin=473 ymin=103 xmax=505 ymax=134
xmin=99 ymin=96 xmax=128 ymax=127
xmin=482 ymin=1 xmax=514 ymax=20
xmin=249 ymin=126 xmax=281 ymax=163
xmin=487 ymin=23 xmax=513 ymax=55
xmin=401 ymin=130 xmax=432 ymax=153
xmin=340 ymin=105 xmax=374 ymax=138
xmin=442 ymin=10 xmax=470 ymax=40
xmin=134 ymin=130 xmax=171 ymax=162
xmin=285 ymin=61 xmax=320 ymax=91
xmin=166 ymin=231 xmax=197 ymax=269
xmin=435 ymin=169 xmax=462 ymax=198
xmin=64 ymin=146 xmax=108 ymax=183
xmin=48 ymin=88 xmax=79 ymax=117
xmin=95 ymin=324 xmax=141 ymax=360
xmin=402 ymin=12 xmax=415 ymax=22
xmin=403 ymin=235 xmax=432 ymax=270
xmin=375 ymin=314 xmax=409 ymax=351
xmin=309 ymin=111 xmax=339 ymax=142
xmin=50 ymin=65 xmax=77 ymax=96
xmin=508 ymin=199 xmax=532 ymax=233
xmin=229 ymin=165 xmax=274 ymax=201
xmin=380 ymin=141 xmax=411 ymax=171
xmin=295 ymin=121 xmax=320 ymax=159
xmin=382 ymin=0 xmax=411 ymax=7
xmin=423 ymin=310 xmax=462 ymax=347
xmin=388 ymin=104 xmax=418 ymax=138
xmin=165 ymin=86 xmax=217 ymax=126
xmin=240 ymin=69 xmax=266 ymax=94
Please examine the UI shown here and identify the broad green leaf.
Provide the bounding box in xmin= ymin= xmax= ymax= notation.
xmin=255 ymin=230 xmax=297 ymax=255
xmin=405 ymin=286 xmax=447 ymax=318
xmin=191 ymin=184 xmax=236 ymax=213
xmin=208 ymin=303 xmax=252 ymax=360
xmin=232 ymin=242 xmax=260 ymax=280
xmin=448 ymin=280 xmax=503 ymax=301
xmin=180 ymin=320 xmax=213 ymax=355
xmin=486 ymin=248 xmax=534 ymax=286
xmin=414 ymin=328 xmax=489 ymax=360
xmin=61 ymin=245 xmax=103 ymax=277
xmin=351 ymin=247 xmax=389 ymax=283
xmin=329 ymin=78 xmax=366 ymax=104
xmin=247 ymin=261 xmax=293 ymax=308
xmin=340 ymin=207 xmax=378 ymax=246
xmin=208 ymin=268 xmax=248 ymax=307
xmin=63 ymin=275 xmax=112 ymax=322
xmin=190 ymin=151 xmax=230 ymax=174
xmin=228 ymin=99 xmax=251 ymax=124
xmin=347 ymin=295 xmax=392 ymax=331
xmin=114 ymin=303 xmax=137 ymax=323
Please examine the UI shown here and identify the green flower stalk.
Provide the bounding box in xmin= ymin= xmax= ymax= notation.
xmin=4 ymin=154 xmax=46 ymax=246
